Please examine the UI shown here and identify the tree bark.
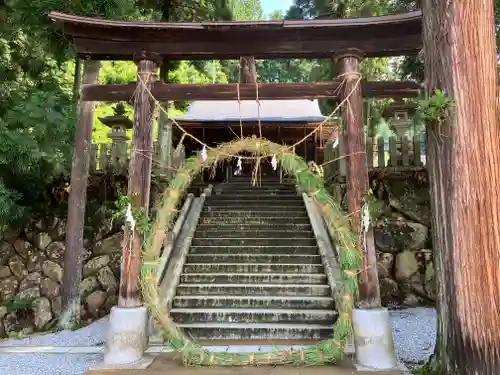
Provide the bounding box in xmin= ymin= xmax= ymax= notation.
xmin=423 ymin=1 xmax=500 ymax=373
xmin=59 ymin=60 xmax=101 ymax=328
xmin=336 ymin=51 xmax=381 ymax=308
xmin=239 ymin=56 xmax=257 ymax=84
xmin=118 ymin=56 xmax=158 ymax=308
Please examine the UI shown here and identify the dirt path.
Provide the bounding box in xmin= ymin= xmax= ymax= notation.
xmin=85 ymin=354 xmax=403 ymax=375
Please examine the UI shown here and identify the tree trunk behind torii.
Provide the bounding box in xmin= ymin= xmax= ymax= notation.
xmin=423 ymin=0 xmax=500 ymax=373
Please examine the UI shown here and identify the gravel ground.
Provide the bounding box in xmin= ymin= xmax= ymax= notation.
xmin=0 ymin=317 xmax=108 ymax=347
xmin=391 ymin=307 xmax=437 ymax=366
xmin=0 ymin=353 xmax=104 ymax=375
xmin=0 ymin=308 xmax=436 ymax=375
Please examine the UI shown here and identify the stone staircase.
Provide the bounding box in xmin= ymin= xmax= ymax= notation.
xmin=170 ymin=177 xmax=337 ymax=341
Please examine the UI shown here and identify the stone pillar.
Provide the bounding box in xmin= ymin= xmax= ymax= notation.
xmin=335 ymin=49 xmax=381 ymax=308
xmin=109 ymin=130 xmax=130 ymax=175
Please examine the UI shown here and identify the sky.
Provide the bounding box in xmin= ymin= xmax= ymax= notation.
xmin=261 ymin=0 xmax=294 ymax=16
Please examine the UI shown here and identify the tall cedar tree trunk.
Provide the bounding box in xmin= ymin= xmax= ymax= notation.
xmin=59 ymin=60 xmax=101 ymax=328
xmin=422 ymin=1 xmax=500 ymax=373
xmin=240 ymin=56 xmax=257 ymax=83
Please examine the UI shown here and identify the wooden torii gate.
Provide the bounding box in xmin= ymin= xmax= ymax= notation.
xmin=49 ymin=10 xmax=422 ymax=314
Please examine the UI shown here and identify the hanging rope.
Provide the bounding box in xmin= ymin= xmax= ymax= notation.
xmin=134 ymin=71 xmax=362 ymax=161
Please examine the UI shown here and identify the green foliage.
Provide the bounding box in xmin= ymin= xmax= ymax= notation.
xmin=286 ymin=0 xmax=332 ymax=19
xmin=364 ymin=189 xmax=390 ymax=222
xmin=170 ymin=61 xmax=228 ymax=85
xmin=7 ymin=0 xmax=142 ymax=61
xmin=0 ymin=0 xmax=148 ymax=229
xmin=1 ymin=296 xmax=34 ymax=313
xmin=99 ymin=61 xmax=137 ymax=85
xmin=90 ymin=61 xmax=137 ymax=143
xmin=112 ymin=195 xmax=153 ymax=239
xmin=138 ymin=0 xmax=233 ymax=21
xmin=0 ymin=89 xmax=76 ymax=227
xmin=268 ymin=9 xmax=283 ymax=20
xmin=257 ymin=59 xmax=322 ymax=83
xmin=229 ymin=0 xmax=263 ymax=20
xmin=412 ymin=358 xmax=442 ymax=375
xmin=415 ymin=89 xmax=453 ymax=126
xmin=0 ymin=13 xmax=77 ymax=228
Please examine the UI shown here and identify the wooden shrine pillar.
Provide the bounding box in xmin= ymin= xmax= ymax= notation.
xmin=159 ymin=119 xmax=173 ymax=179
xmin=60 ymin=60 xmax=101 ymax=327
xmin=335 ymin=49 xmax=381 ymax=308
xmin=118 ymin=52 xmax=160 ymax=308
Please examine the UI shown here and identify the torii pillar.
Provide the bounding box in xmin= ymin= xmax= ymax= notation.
xmin=104 ymin=51 xmax=160 ymax=366
xmin=335 ymin=49 xmax=398 ymax=371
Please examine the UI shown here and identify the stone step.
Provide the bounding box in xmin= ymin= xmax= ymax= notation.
xmin=194 ymin=225 xmax=313 ymax=232
xmin=209 ymin=195 xmax=301 ymax=201
xmin=224 ymin=179 xmax=290 ymax=184
xmin=202 ymin=209 xmax=308 ymax=217
xmin=187 ymin=253 xmax=322 ymax=264
xmin=208 ymin=200 xmax=304 ymax=206
xmin=183 ymin=263 xmax=325 ymax=274
xmin=199 ymin=216 xmax=310 ymax=224
xmin=215 ymin=187 xmax=297 ymax=194
xmin=180 ymin=273 xmax=327 ymax=284
xmin=176 ymin=284 xmax=331 ymax=297
xmin=219 ymin=187 xmax=297 ymax=190
xmin=172 ymin=295 xmax=335 ymax=309
xmin=177 ymin=323 xmax=334 ymax=340
xmin=189 ymin=246 xmax=319 ymax=255
xmin=214 ymin=192 xmax=298 ymax=198
xmin=191 ymin=238 xmax=317 ymax=247
xmin=193 ymin=230 xmax=315 ymax=239
xmin=220 ymin=186 xmax=294 ymax=191
xmin=171 ymin=308 xmax=337 ymax=324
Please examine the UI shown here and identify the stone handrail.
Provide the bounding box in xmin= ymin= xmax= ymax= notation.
xmin=149 ymin=185 xmax=212 ymax=343
xmin=301 ymin=193 xmax=355 ymax=354
xmin=159 ymin=185 xmax=212 ymax=310
xmin=301 ymin=193 xmax=343 ymax=307
xmin=155 ymin=193 xmax=194 ymax=282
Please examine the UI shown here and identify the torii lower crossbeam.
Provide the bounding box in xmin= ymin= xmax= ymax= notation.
xmin=81 ymin=81 xmax=421 ymax=102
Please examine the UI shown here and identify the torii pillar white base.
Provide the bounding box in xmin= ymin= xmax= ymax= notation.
xmin=103 ymin=306 xmax=149 ymax=366
xmin=352 ymin=308 xmax=407 ymax=372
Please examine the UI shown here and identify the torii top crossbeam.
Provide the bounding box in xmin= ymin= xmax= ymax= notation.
xmin=48 ymin=11 xmax=422 ymax=61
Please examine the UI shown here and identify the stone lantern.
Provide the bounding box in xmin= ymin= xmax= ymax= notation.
xmin=383 ymin=99 xmax=417 ymax=138
xmin=98 ymin=103 xmax=133 ymax=173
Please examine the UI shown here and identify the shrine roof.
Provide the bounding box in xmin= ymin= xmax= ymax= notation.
xmin=174 ymin=100 xmax=327 ymax=123
xmin=48 ymin=11 xmax=422 ymax=60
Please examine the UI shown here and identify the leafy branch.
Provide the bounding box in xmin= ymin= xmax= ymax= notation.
xmin=112 ymin=195 xmax=153 ymax=239
xmin=415 ymin=89 xmax=454 ymax=126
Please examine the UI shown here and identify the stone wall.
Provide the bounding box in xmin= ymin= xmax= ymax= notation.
xmin=0 ymin=217 xmax=123 ymax=338
xmin=371 ymin=172 xmax=435 ymax=307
